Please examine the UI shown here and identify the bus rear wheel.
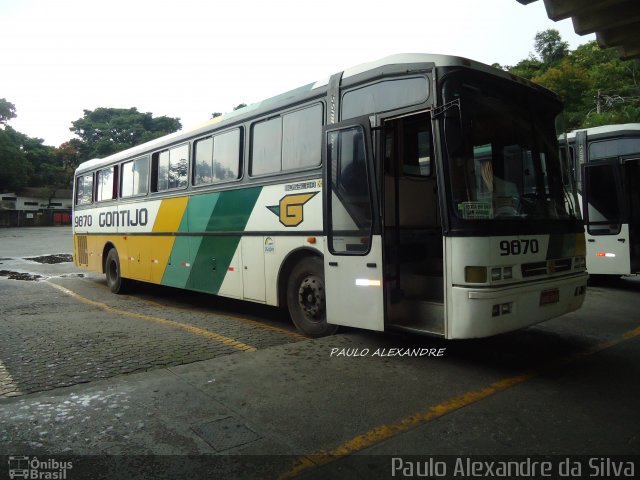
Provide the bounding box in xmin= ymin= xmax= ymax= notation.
xmin=286 ymin=257 xmax=337 ymax=337
xmin=105 ymin=248 xmax=129 ymax=294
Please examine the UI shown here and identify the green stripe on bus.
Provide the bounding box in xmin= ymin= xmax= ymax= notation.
xmin=189 ymin=187 xmax=262 ymax=293
xmin=160 ymin=187 xmax=263 ymax=292
xmin=161 ymin=204 xmax=192 ymax=288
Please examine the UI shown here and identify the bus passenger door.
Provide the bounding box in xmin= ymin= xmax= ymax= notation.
xmin=583 ymin=159 xmax=630 ymax=274
xmin=623 ymin=157 xmax=640 ymax=272
xmin=322 ymin=119 xmax=385 ymax=331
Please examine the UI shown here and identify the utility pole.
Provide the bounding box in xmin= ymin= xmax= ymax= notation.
xmin=596 ymin=89 xmax=602 ymax=114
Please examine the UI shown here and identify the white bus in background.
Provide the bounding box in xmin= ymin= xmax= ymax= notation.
xmin=563 ymin=124 xmax=640 ymax=275
xmin=73 ymin=54 xmax=588 ymax=339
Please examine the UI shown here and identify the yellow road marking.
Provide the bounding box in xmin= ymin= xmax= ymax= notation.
xmin=137 ymin=296 xmax=307 ymax=340
xmin=0 ymin=360 xmax=21 ymax=398
xmin=84 ymin=277 xmax=307 ymax=340
xmin=281 ymin=325 xmax=640 ymax=479
xmin=47 ymin=282 xmax=256 ymax=352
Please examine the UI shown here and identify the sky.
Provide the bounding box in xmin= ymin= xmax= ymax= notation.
xmin=0 ymin=0 xmax=595 ymax=147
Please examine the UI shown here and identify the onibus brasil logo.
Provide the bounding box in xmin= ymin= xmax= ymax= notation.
xmin=8 ymin=456 xmax=73 ymax=479
xmin=267 ymin=192 xmax=318 ymax=227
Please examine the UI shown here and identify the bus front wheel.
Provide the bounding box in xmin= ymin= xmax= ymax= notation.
xmin=105 ymin=248 xmax=129 ymax=294
xmin=286 ymin=257 xmax=338 ymax=337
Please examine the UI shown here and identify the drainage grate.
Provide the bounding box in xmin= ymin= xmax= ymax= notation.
xmin=192 ymin=417 xmax=261 ymax=451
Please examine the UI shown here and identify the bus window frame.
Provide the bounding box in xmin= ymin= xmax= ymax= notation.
xmin=249 ymin=102 xmax=325 ymax=180
xmin=340 ymin=76 xmax=430 ymax=121
xmin=582 ymin=158 xmax=625 ymax=235
xmin=192 ymin=127 xmax=244 ymax=188
xmin=151 ymin=143 xmax=190 ymax=194
xmin=120 ymin=155 xmax=150 ymax=199
xmin=75 ymin=172 xmax=94 ymax=206
xmin=323 ymin=115 xmax=379 ymax=256
xmin=95 ymin=165 xmax=118 ymax=203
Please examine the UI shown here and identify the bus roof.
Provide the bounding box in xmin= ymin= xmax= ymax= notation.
xmin=75 ymin=53 xmax=550 ymax=175
xmin=564 ymin=123 xmax=640 ymax=140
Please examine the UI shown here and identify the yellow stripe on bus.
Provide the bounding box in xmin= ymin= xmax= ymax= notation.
xmin=149 ymin=196 xmax=190 ymax=283
xmin=153 ymin=196 xmax=189 ymax=232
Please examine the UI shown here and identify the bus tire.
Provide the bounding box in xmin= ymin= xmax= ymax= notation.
xmin=286 ymin=257 xmax=337 ymax=337
xmin=105 ymin=248 xmax=129 ymax=294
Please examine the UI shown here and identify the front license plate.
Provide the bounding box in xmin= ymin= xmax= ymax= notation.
xmin=540 ymin=288 xmax=560 ymax=305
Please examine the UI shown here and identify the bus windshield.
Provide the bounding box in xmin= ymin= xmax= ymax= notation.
xmin=443 ymin=74 xmax=580 ymax=223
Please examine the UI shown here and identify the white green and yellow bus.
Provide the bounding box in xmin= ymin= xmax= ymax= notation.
xmin=73 ymin=54 xmax=588 ymax=339
xmin=563 ymin=123 xmax=640 ymax=275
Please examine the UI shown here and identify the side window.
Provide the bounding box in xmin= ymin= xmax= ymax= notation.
xmin=153 ymin=144 xmax=189 ymax=192
xmin=75 ymin=173 xmax=94 ymax=205
xmin=194 ymin=129 xmax=241 ymax=185
xmin=121 ymin=156 xmax=149 ymax=198
xmin=251 ymin=117 xmax=282 ymax=176
xmin=251 ymin=103 xmax=323 ymax=176
xmin=584 ymin=163 xmax=622 ymax=235
xmin=342 ymin=78 xmax=428 ymax=120
xmin=327 ymin=126 xmax=373 ymax=254
xmin=589 ymin=137 xmax=640 ymax=161
xmin=282 ymin=104 xmax=322 ymax=170
xmin=96 ymin=166 xmax=117 ymax=202
xmin=402 ymin=117 xmax=432 ymax=177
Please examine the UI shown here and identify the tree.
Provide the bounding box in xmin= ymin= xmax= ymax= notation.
xmin=506 ymin=32 xmax=639 ymax=130
xmin=0 ymin=127 xmax=30 ymax=192
xmin=0 ymin=98 xmax=16 ymax=125
xmin=534 ymin=29 xmax=569 ymax=66
xmin=52 ymin=142 xmax=81 ymax=188
xmin=508 ymin=56 xmax=544 ymax=80
xmin=532 ymin=60 xmax=593 ymax=129
xmin=583 ymin=104 xmax=640 ymax=128
xmin=70 ymin=107 xmax=181 ymax=161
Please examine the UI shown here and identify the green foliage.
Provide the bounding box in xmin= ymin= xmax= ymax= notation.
xmin=0 ymin=98 xmax=17 ymax=125
xmin=532 ymin=60 xmax=593 ymax=128
xmin=534 ymin=29 xmax=569 ymax=66
xmin=509 ymin=56 xmax=544 ymax=80
xmin=0 ymin=127 xmax=30 ymax=191
xmin=507 ymin=31 xmax=640 ymax=130
xmin=582 ymin=105 xmax=640 ymax=128
xmin=70 ymin=107 xmax=181 ymax=161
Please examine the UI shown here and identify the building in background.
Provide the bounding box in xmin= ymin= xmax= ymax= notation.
xmin=0 ymin=188 xmax=72 ymax=227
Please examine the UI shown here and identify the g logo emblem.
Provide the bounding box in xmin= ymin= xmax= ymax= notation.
xmin=267 ymin=192 xmax=318 ymax=227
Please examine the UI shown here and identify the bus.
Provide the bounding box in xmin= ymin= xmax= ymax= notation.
xmin=563 ymin=124 xmax=640 ymax=275
xmin=72 ymin=53 xmax=588 ymax=339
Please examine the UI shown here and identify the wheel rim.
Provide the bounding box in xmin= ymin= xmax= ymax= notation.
xmin=298 ymin=274 xmax=325 ymax=321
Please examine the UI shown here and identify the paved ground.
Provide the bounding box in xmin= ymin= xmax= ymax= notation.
xmin=0 ymin=227 xmax=639 ymax=480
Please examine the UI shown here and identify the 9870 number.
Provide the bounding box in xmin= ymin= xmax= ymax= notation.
xmin=74 ymin=215 xmax=92 ymax=227
xmin=500 ymin=239 xmax=539 ymax=256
